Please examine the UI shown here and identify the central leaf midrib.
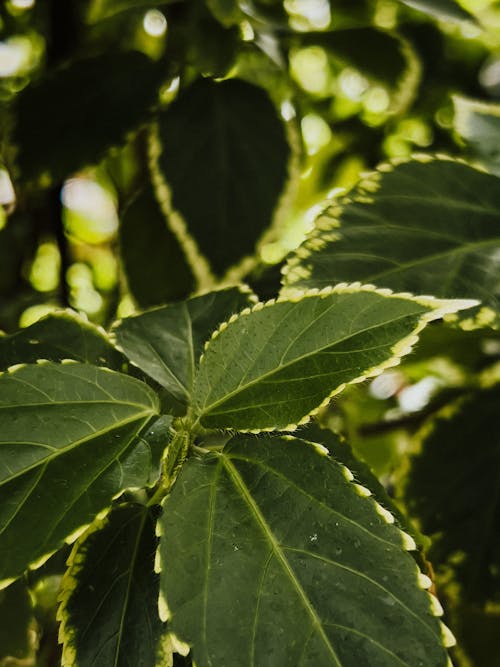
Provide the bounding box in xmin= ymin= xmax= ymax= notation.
xmin=221 ymin=454 xmax=342 ymax=666
xmin=197 ymin=307 xmax=425 ymax=417
xmin=0 ymin=408 xmax=155 ymax=489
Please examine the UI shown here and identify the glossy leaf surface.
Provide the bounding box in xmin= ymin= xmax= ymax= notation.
xmin=14 ymin=51 xmax=164 ymax=182
xmin=113 ymin=287 xmax=255 ymax=411
xmin=0 ymin=363 xmax=159 ymax=586
xmin=0 ymin=311 xmax=125 ymax=372
xmin=60 ymin=503 xmax=163 ymax=667
xmin=153 ymin=78 xmax=290 ymax=276
xmin=284 ymin=159 xmax=500 ymax=325
xmin=159 ymin=434 xmax=448 ymax=666
xmin=193 ymin=286 xmax=466 ymax=430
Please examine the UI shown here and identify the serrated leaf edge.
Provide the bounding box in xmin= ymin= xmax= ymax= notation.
xmin=194 ymin=282 xmax=477 ymax=433
xmin=0 ymin=362 xmax=159 ymax=590
xmin=282 ymin=153 xmax=492 ymax=290
xmin=155 ymin=436 xmax=455 ymax=660
xmin=57 ymin=507 xmax=117 ymax=666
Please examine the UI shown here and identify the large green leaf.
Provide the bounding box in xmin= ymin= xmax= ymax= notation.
xmin=0 ymin=311 xmax=125 ymax=372
xmin=159 ymin=434 xmax=450 ymax=666
xmin=0 ymin=579 xmax=35 ymax=662
xmin=401 ymin=385 xmax=500 ymax=605
xmin=14 ymin=51 xmax=164 ymax=183
xmin=120 ymin=184 xmax=195 ymax=308
xmin=192 ymin=285 xmax=472 ymax=431
xmin=113 ymin=287 xmax=255 ymax=412
xmin=151 ymin=78 xmax=291 ymax=277
xmin=396 ymin=0 xmax=475 ymax=22
xmin=284 ymin=158 xmax=500 ymax=327
xmin=453 ymin=96 xmax=500 ymax=176
xmin=59 ymin=503 xmax=164 ymax=667
xmin=0 ymin=362 xmax=160 ymax=587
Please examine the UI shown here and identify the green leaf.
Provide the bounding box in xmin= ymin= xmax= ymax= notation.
xmin=192 ymin=285 xmax=472 ymax=431
xmin=453 ymin=95 xmax=500 ymax=176
xmin=14 ymin=51 xmax=164 ymax=183
xmin=59 ymin=503 xmax=164 ymax=667
xmin=299 ymin=422 xmax=413 ymax=531
xmin=0 ymin=311 xmax=126 ymax=372
xmin=396 ymin=0 xmax=476 ymax=23
xmin=0 ymin=362 xmax=160 ymax=587
xmin=113 ymin=287 xmax=256 ymax=412
xmin=120 ymin=184 xmax=195 ymax=308
xmin=400 ymin=385 xmax=500 ymax=605
xmin=159 ymin=434 xmax=450 ymax=666
xmin=284 ymin=158 xmax=500 ymax=327
xmin=0 ymin=579 xmax=35 ymax=661
xmin=303 ymin=28 xmax=420 ymax=113
xmin=151 ymin=78 xmax=291 ymax=277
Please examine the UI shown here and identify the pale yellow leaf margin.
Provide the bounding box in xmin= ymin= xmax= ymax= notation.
xmin=192 ymin=281 xmax=477 ymax=433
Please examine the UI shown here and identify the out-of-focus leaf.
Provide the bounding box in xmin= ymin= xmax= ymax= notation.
xmin=303 ymin=28 xmax=420 ymax=112
xmin=120 ymin=184 xmax=194 ymax=308
xmin=88 ymin=0 xmax=178 ymax=21
xmin=159 ymin=434 xmax=450 ymax=666
xmin=0 ymin=579 xmax=35 ymax=661
xmin=453 ymin=95 xmax=500 ymax=176
xmin=113 ymin=287 xmax=255 ymax=412
xmin=397 ymin=0 xmax=476 ymax=23
xmin=152 ymin=77 xmax=291 ymax=277
xmin=0 ymin=362 xmax=160 ymax=587
xmin=401 ymin=385 xmax=500 ymax=605
xmin=284 ymin=158 xmax=500 ymax=328
xmin=59 ymin=504 xmax=164 ymax=667
xmin=14 ymin=51 xmax=165 ymax=183
xmin=0 ymin=311 xmax=125 ymax=371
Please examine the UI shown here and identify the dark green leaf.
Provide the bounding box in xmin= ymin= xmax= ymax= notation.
xmin=192 ymin=286 xmax=470 ymax=431
xmin=453 ymin=95 xmax=500 ymax=176
xmin=14 ymin=51 xmax=164 ymax=183
xmin=0 ymin=311 xmax=126 ymax=372
xmin=298 ymin=422 xmax=412 ymax=531
xmin=59 ymin=504 xmax=164 ymax=667
xmin=159 ymin=434 xmax=450 ymax=666
xmin=284 ymin=158 xmax=500 ymax=327
xmin=0 ymin=362 xmax=160 ymax=587
xmin=120 ymin=184 xmax=195 ymax=308
xmin=401 ymin=385 xmax=500 ymax=604
xmin=113 ymin=286 xmax=255 ymax=412
xmin=152 ymin=78 xmax=291 ymax=276
xmin=0 ymin=579 xmax=35 ymax=661
xmin=397 ymin=0 xmax=476 ymax=23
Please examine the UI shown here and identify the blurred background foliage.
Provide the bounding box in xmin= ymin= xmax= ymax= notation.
xmin=1 ymin=0 xmax=500 ymax=665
